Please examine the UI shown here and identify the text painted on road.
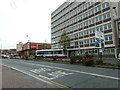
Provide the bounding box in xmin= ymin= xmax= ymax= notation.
xmin=30 ymin=68 xmax=51 ymax=73
xmin=30 ymin=68 xmax=73 ymax=80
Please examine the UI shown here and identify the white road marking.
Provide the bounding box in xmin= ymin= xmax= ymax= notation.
xmin=2 ymin=60 xmax=120 ymax=80
xmin=17 ymin=61 xmax=120 ymax=80
xmin=48 ymin=71 xmax=73 ymax=80
xmin=38 ymin=74 xmax=52 ymax=80
xmin=30 ymin=68 xmax=51 ymax=74
xmin=30 ymin=68 xmax=73 ymax=80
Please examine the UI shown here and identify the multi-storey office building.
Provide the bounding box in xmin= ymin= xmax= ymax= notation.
xmin=51 ymin=0 xmax=120 ymax=58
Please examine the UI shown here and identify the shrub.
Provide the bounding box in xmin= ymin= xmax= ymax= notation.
xmin=100 ymin=63 xmax=114 ymax=66
xmin=52 ymin=57 xmax=57 ymax=61
xmin=70 ymin=55 xmax=84 ymax=64
xmin=70 ymin=56 xmax=76 ymax=64
xmin=96 ymin=59 xmax=103 ymax=65
xmin=84 ymin=54 xmax=94 ymax=59
xmin=115 ymin=62 xmax=120 ymax=67
xmin=81 ymin=54 xmax=94 ymax=66
xmin=82 ymin=58 xmax=95 ymax=66
xmin=61 ymin=59 xmax=70 ymax=63
xmin=25 ymin=56 xmax=28 ymax=60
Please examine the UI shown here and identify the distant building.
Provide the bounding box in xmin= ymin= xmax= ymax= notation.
xmin=17 ymin=42 xmax=51 ymax=58
xmin=16 ymin=42 xmax=23 ymax=52
xmin=51 ymin=0 xmax=120 ymax=58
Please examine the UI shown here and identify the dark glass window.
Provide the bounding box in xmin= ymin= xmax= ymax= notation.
xmin=109 ymin=35 xmax=112 ymax=41
xmin=108 ymin=23 xmax=112 ymax=29
xmin=111 ymin=49 xmax=115 ymax=53
xmin=104 ymin=24 xmax=107 ymax=30
xmin=53 ymin=51 xmax=62 ymax=54
xmin=118 ymin=23 xmax=120 ymax=30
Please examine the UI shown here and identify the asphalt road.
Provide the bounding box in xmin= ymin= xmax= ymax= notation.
xmin=1 ymin=59 xmax=120 ymax=89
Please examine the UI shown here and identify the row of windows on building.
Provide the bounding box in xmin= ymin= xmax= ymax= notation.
xmin=52 ymin=12 xmax=111 ymax=33
xmin=51 ymin=1 xmax=72 ymax=18
xmin=52 ymin=0 xmax=108 ymax=23
xmin=52 ymin=0 xmax=106 ymax=18
xmin=72 ymin=34 xmax=112 ymax=46
xmin=52 ymin=44 xmax=115 ymax=55
xmin=52 ymin=34 xmax=112 ymax=46
xmin=52 ymin=22 xmax=112 ymax=39
xmin=74 ymin=48 xmax=115 ymax=55
xmin=52 ymin=1 xmax=110 ymax=26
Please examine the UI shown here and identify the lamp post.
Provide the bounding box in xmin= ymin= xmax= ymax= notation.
xmin=26 ymin=35 xmax=31 ymax=42
xmin=44 ymin=40 xmax=47 ymax=49
xmin=26 ymin=35 xmax=31 ymax=60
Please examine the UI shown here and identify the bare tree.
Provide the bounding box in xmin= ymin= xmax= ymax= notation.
xmin=58 ymin=31 xmax=70 ymax=55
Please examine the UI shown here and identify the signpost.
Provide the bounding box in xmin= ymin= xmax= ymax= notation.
xmin=95 ymin=30 xmax=105 ymax=59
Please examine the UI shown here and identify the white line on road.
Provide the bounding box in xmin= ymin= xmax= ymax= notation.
xmin=2 ymin=60 xmax=120 ymax=80
xmin=17 ymin=61 xmax=120 ymax=80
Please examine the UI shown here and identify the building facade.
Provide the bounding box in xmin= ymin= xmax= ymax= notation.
xmin=17 ymin=42 xmax=51 ymax=58
xmin=51 ymin=0 xmax=120 ymax=58
xmin=16 ymin=42 xmax=23 ymax=52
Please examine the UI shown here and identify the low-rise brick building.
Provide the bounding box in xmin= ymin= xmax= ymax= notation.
xmin=17 ymin=42 xmax=51 ymax=58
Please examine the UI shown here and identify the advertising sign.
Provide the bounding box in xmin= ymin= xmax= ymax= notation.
xmin=30 ymin=45 xmax=37 ymax=49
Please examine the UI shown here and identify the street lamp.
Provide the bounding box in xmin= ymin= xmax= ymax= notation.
xmin=26 ymin=35 xmax=31 ymax=42
xmin=43 ymin=40 xmax=47 ymax=49
xmin=25 ymin=35 xmax=31 ymax=60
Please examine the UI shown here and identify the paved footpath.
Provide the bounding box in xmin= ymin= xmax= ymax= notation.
xmin=2 ymin=66 xmax=60 ymax=89
xmin=104 ymin=59 xmax=119 ymax=64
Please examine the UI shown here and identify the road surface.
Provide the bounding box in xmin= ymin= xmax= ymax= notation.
xmin=1 ymin=59 xmax=120 ymax=89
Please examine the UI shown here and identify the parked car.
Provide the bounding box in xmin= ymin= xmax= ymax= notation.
xmin=0 ymin=54 xmax=9 ymax=58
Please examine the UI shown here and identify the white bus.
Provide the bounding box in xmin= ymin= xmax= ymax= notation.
xmin=36 ymin=49 xmax=67 ymax=58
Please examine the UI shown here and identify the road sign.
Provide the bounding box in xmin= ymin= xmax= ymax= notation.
xmin=95 ymin=30 xmax=105 ymax=48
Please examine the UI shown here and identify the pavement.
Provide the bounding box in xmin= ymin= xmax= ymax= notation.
xmin=103 ymin=59 xmax=119 ymax=64
xmin=2 ymin=66 xmax=61 ymax=89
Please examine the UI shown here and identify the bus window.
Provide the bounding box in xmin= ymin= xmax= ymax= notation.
xmin=53 ymin=51 xmax=62 ymax=54
xmin=47 ymin=51 xmax=53 ymax=54
xmin=57 ymin=51 xmax=62 ymax=54
xmin=44 ymin=51 xmax=48 ymax=54
xmin=37 ymin=51 xmax=43 ymax=54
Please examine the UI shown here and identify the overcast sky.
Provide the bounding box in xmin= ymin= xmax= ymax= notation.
xmin=0 ymin=0 xmax=66 ymax=49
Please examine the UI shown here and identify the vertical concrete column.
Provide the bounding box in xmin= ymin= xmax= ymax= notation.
xmin=112 ymin=19 xmax=119 ymax=58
